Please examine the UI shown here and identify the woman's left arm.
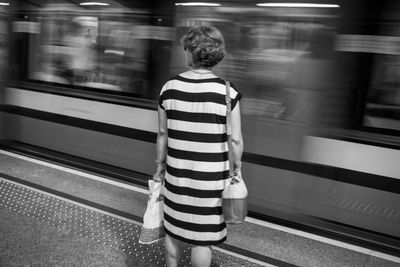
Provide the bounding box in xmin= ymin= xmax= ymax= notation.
xmin=154 ymin=106 xmax=168 ymax=180
xmin=230 ymin=101 xmax=244 ymax=174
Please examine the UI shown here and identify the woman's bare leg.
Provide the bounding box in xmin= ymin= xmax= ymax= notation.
xmin=191 ymin=245 xmax=212 ymax=267
xmin=165 ymin=234 xmax=183 ymax=267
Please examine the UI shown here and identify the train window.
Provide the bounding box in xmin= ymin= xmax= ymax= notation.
xmin=365 ymin=55 xmax=400 ymax=132
xmin=25 ymin=2 xmax=174 ymax=100
xmin=31 ymin=15 xmax=101 ymax=85
xmin=358 ymin=11 xmax=400 ymax=133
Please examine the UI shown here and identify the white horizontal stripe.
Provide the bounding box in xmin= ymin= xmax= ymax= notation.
xmin=163 ymin=99 xmax=227 ymax=116
xmin=167 ymin=155 xmax=229 ymax=172
xmin=164 ymin=187 xmax=221 ymax=208
xmin=370 ymin=251 xmax=400 ymax=263
xmin=164 ymin=205 xmax=222 ymax=225
xmin=168 ymin=119 xmax=225 ymax=134
xmin=168 ymin=137 xmax=228 ymax=153
xmin=302 ymin=136 xmax=400 ymax=179
xmin=166 ymin=173 xmax=225 ymax=191
xmin=169 ymin=79 xmax=239 ymax=99
xmin=5 ymin=88 xmax=158 ymax=132
xmin=164 ymin=219 xmax=226 ymax=241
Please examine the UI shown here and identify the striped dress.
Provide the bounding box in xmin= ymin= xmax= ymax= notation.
xmin=158 ymin=73 xmax=241 ymax=246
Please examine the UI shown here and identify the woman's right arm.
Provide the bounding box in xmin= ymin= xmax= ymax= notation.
xmin=230 ymin=102 xmax=243 ymax=173
xmin=154 ymin=106 xmax=168 ymax=181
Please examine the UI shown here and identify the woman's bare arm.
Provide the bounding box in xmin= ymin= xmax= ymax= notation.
xmin=230 ymin=102 xmax=243 ymax=172
xmin=155 ymin=106 xmax=168 ymax=180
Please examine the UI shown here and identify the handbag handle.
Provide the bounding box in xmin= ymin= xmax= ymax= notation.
xmin=225 ymin=81 xmax=232 ymax=136
xmin=225 ymin=81 xmax=234 ymax=175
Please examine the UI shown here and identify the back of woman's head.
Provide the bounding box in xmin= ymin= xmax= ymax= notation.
xmin=181 ymin=26 xmax=225 ymax=68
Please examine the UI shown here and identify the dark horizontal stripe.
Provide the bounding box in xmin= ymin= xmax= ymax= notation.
xmin=167 ymin=165 xmax=229 ymax=181
xmin=174 ymin=75 xmax=225 ymax=84
xmin=160 ymin=89 xmax=225 ymax=105
xmin=362 ymin=126 xmax=400 ymax=139
xmin=168 ymin=147 xmax=228 ymax=162
xmin=243 ymin=152 xmax=400 ymax=194
xmin=366 ymin=107 xmax=400 ymax=120
xmin=169 ymin=129 xmax=227 ymax=143
xmin=166 ymin=110 xmax=226 ymax=124
xmin=167 ymin=76 xmax=241 ymax=110
xmin=172 ymin=76 xmax=239 ymax=95
xmin=319 ymin=135 xmax=400 ymax=151
xmin=164 ymin=197 xmax=222 ymax=215
xmin=165 ymin=180 xmax=223 ymax=199
xmin=164 ymin=212 xmax=225 ymax=233
xmin=0 ymin=105 xmax=157 ymax=143
xmin=164 ymin=227 xmax=226 ymax=246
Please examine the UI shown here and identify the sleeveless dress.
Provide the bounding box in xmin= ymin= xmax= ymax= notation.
xmin=159 ymin=74 xmax=241 ymax=245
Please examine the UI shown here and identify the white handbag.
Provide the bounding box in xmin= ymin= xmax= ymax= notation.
xmin=222 ymin=81 xmax=248 ymax=224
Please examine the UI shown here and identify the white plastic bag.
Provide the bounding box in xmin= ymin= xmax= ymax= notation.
xmin=139 ymin=179 xmax=165 ymax=244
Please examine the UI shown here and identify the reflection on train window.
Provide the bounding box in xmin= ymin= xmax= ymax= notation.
xmin=365 ymin=56 xmax=400 ymax=131
xmin=32 ymin=16 xmax=99 ymax=85
xmin=28 ymin=2 xmax=173 ymax=99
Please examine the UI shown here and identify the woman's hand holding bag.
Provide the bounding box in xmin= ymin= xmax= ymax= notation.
xmin=222 ymin=81 xmax=248 ymax=224
xmin=153 ymin=161 xmax=166 ymax=182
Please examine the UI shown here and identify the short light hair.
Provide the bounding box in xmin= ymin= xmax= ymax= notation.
xmin=181 ymin=26 xmax=225 ymax=68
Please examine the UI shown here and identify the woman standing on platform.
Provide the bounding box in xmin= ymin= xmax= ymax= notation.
xmin=154 ymin=26 xmax=244 ymax=267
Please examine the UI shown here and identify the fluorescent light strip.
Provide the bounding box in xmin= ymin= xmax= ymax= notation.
xmin=175 ymin=2 xmax=221 ymax=6
xmin=104 ymin=49 xmax=125 ymax=56
xmin=0 ymin=2 xmax=10 ymax=5
xmin=80 ymin=2 xmax=110 ymax=6
xmin=257 ymin=3 xmax=340 ymax=8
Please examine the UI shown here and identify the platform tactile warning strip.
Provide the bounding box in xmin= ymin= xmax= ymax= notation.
xmin=0 ymin=178 xmax=264 ymax=267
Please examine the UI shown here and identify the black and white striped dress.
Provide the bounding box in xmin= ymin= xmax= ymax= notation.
xmin=159 ymin=73 xmax=241 ymax=246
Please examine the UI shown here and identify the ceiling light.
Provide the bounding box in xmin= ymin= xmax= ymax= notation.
xmin=0 ymin=2 xmax=10 ymax=5
xmin=256 ymin=3 xmax=340 ymax=8
xmin=175 ymin=2 xmax=221 ymax=7
xmin=80 ymin=2 xmax=110 ymax=6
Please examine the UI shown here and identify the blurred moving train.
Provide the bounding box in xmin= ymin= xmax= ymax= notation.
xmin=0 ymin=0 xmax=399 ymax=255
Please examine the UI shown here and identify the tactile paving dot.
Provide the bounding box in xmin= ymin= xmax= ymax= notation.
xmin=0 ymin=179 xmax=263 ymax=266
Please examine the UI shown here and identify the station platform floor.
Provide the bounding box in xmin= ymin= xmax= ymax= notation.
xmin=0 ymin=149 xmax=399 ymax=267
